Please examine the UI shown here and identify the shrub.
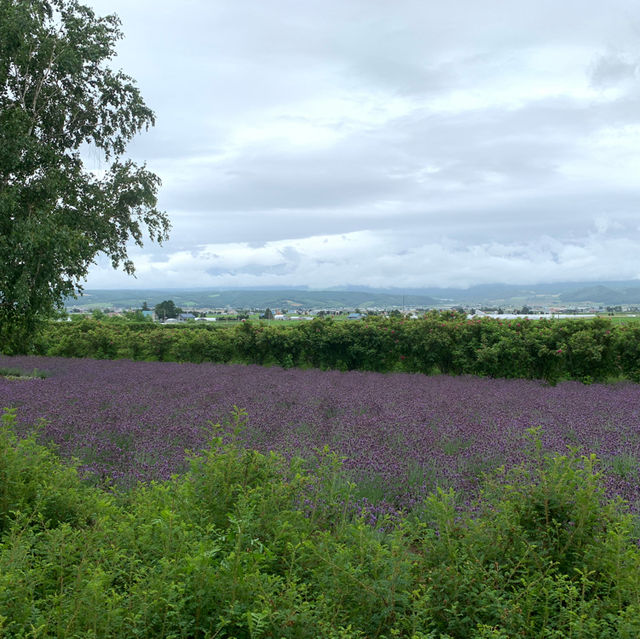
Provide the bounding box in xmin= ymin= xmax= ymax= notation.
xmin=29 ymin=314 xmax=636 ymax=384
xmin=1 ymin=411 xmax=640 ymax=637
xmin=0 ymin=409 xmax=98 ymax=534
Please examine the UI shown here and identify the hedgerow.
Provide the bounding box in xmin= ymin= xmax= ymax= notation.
xmin=32 ymin=313 xmax=640 ymax=383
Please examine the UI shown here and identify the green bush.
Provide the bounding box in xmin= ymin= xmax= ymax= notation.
xmin=1 ymin=410 xmax=640 ymax=637
xmin=27 ymin=313 xmax=640 ymax=383
xmin=0 ymin=409 xmax=98 ymax=534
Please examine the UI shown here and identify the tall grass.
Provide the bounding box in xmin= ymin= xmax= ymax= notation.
xmin=0 ymin=366 xmax=49 ymax=379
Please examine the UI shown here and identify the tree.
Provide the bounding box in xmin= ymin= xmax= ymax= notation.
xmin=0 ymin=0 xmax=170 ymax=352
xmin=91 ymin=308 xmax=105 ymax=321
xmin=154 ymin=300 xmax=181 ymax=321
xmin=123 ymin=309 xmax=151 ymax=322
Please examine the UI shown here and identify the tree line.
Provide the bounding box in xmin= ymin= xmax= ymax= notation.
xmin=31 ymin=313 xmax=640 ymax=384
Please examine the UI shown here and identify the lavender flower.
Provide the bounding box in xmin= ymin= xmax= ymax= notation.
xmin=1 ymin=355 xmax=639 ymax=517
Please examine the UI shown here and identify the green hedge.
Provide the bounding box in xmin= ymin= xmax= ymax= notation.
xmin=30 ymin=313 xmax=640 ymax=382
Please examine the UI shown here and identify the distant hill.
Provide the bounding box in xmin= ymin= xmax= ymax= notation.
xmin=68 ymin=280 xmax=640 ymax=310
xmin=559 ymin=285 xmax=640 ymax=304
xmin=68 ymin=289 xmax=437 ymax=310
xmin=334 ymin=281 xmax=640 ymax=304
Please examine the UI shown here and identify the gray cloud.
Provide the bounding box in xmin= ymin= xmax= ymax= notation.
xmin=81 ymin=0 xmax=640 ymax=290
xmin=589 ymin=53 xmax=639 ymax=87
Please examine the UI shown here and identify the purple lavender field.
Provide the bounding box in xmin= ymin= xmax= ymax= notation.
xmin=2 ymin=355 xmax=640 ymax=515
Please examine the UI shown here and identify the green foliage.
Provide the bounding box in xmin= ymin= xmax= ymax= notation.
xmin=0 ymin=409 xmax=98 ymax=535
xmin=154 ymin=299 xmax=182 ymax=320
xmin=0 ymin=0 xmax=169 ymax=354
xmin=404 ymin=438 xmax=640 ymax=637
xmin=35 ymin=313 xmax=640 ymax=383
xmin=122 ymin=309 xmax=153 ymax=322
xmin=0 ymin=366 xmax=49 ymax=379
xmin=1 ymin=410 xmax=640 ymax=637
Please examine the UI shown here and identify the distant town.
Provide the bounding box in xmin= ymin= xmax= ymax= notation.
xmin=64 ymin=297 xmax=639 ymax=324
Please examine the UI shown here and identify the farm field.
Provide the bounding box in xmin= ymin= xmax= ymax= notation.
xmin=609 ymin=314 xmax=640 ymax=324
xmin=2 ymin=354 xmax=640 ymax=521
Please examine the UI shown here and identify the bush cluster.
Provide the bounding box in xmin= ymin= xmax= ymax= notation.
xmin=1 ymin=409 xmax=640 ymax=637
xmin=33 ymin=314 xmax=640 ymax=383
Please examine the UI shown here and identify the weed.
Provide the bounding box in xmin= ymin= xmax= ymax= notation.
xmin=0 ymin=367 xmax=49 ymax=380
xmin=609 ymin=452 xmax=639 ymax=480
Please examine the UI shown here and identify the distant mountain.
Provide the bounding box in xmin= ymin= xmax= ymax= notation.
xmin=378 ymin=281 xmax=640 ymax=303
xmin=334 ymin=281 xmax=640 ymax=305
xmin=325 ymin=281 xmax=636 ymax=303
xmin=68 ymin=289 xmax=437 ymax=310
xmin=559 ymin=285 xmax=640 ymax=304
xmin=68 ymin=280 xmax=640 ymax=310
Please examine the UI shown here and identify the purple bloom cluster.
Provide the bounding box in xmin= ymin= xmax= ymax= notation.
xmin=1 ymin=355 xmax=639 ymax=516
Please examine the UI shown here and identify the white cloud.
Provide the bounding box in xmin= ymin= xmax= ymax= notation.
xmin=86 ymin=225 xmax=640 ymax=290
xmin=79 ymin=0 xmax=640 ymax=290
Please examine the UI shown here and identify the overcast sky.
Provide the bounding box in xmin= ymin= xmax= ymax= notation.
xmin=82 ymin=0 xmax=640 ymax=290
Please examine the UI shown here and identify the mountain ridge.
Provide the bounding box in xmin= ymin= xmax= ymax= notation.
xmin=67 ymin=279 xmax=640 ymax=309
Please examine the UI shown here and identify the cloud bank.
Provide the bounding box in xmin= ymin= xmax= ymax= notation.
xmin=82 ymin=0 xmax=640 ymax=289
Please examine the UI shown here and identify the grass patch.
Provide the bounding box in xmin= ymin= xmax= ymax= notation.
xmin=608 ymin=452 xmax=639 ymax=480
xmin=0 ymin=366 xmax=50 ymax=380
xmin=440 ymin=436 xmax=473 ymax=456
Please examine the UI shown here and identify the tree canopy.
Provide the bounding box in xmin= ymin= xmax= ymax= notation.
xmin=0 ymin=0 xmax=170 ymax=352
xmin=154 ymin=300 xmax=182 ymax=320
